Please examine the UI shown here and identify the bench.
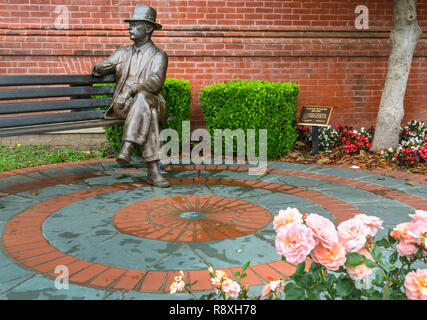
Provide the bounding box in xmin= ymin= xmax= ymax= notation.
xmin=0 ymin=74 xmax=124 ymax=137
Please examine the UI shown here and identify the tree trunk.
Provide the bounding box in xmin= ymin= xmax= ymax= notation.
xmin=370 ymin=0 xmax=421 ymax=151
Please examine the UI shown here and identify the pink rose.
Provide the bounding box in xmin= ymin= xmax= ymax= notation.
xmin=391 ymin=222 xmax=411 ymax=241
xmin=311 ymin=243 xmax=347 ymax=271
xmin=345 ymin=248 xmax=376 ymax=280
xmin=409 ymin=210 xmax=427 ymax=223
xmin=210 ymin=269 xmax=229 ymax=292
xmin=397 ymin=238 xmax=418 ymax=256
xmin=275 ymin=223 xmax=316 ymax=265
xmin=169 ymin=271 xmax=186 ymax=294
xmin=273 ymin=207 xmax=303 ymax=231
xmin=392 ymin=220 xmax=426 ymax=256
xmin=407 ymin=219 xmax=427 ymax=248
xmin=261 ymin=279 xmax=285 ymax=299
xmin=305 ymin=213 xmax=338 ymax=249
xmin=404 ymin=269 xmax=427 ymax=300
xmin=221 ymin=278 xmax=241 ymax=299
xmin=353 ymin=214 xmax=383 ymax=237
xmin=337 ymin=218 xmax=369 ymax=253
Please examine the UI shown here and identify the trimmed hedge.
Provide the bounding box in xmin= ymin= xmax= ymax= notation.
xmin=200 ymin=79 xmax=299 ymax=159
xmin=99 ymin=78 xmax=192 ymax=154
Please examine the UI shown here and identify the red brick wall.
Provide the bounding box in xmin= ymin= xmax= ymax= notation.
xmin=1 ymin=0 xmax=426 ymax=129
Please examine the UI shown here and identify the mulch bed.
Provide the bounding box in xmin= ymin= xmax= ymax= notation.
xmin=274 ymin=141 xmax=427 ymax=175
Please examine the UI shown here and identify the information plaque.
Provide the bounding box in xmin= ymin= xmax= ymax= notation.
xmin=298 ymin=106 xmax=333 ymax=127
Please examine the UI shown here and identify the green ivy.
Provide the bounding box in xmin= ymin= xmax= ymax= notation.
xmin=200 ymin=79 xmax=299 ymax=159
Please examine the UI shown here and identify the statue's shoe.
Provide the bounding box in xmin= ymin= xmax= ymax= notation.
xmin=146 ymin=174 xmax=170 ymax=188
xmin=116 ymin=155 xmax=130 ymax=167
xmin=116 ymin=142 xmax=132 ymax=167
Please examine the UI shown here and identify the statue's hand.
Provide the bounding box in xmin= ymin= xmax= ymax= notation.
xmin=129 ymin=85 xmax=139 ymax=96
xmin=93 ymin=61 xmax=116 ymax=75
xmin=116 ymin=89 xmax=132 ymax=110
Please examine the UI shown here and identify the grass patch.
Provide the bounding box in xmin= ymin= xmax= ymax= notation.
xmin=0 ymin=144 xmax=116 ymax=172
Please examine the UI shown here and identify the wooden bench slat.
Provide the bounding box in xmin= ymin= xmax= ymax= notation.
xmin=0 ymin=119 xmax=125 ymax=137
xmin=0 ymin=74 xmax=177 ymax=139
xmin=0 ymin=85 xmax=115 ymax=100
xmin=0 ymin=74 xmax=115 ymax=86
xmin=0 ymin=110 xmax=106 ymax=128
xmin=0 ymin=97 xmax=112 ymax=114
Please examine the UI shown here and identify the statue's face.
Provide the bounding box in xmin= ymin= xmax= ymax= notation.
xmin=128 ymin=21 xmax=153 ymax=41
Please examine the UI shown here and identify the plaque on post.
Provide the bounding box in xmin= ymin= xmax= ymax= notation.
xmin=297 ymin=106 xmax=334 ymax=155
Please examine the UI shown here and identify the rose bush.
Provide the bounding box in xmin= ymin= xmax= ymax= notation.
xmin=170 ymin=209 xmax=426 ymax=300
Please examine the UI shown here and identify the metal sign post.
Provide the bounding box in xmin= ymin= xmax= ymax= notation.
xmin=311 ymin=126 xmax=319 ymax=155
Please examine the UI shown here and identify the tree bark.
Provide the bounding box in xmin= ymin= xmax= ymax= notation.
xmin=370 ymin=0 xmax=421 ymax=151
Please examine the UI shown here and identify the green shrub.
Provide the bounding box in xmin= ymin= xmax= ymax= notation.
xmin=200 ymin=79 xmax=299 ymax=159
xmin=161 ymin=78 xmax=192 ymax=142
xmin=95 ymin=78 xmax=192 ymax=154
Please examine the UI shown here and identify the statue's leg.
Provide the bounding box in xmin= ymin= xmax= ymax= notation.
xmin=117 ymin=92 xmax=153 ymax=166
xmin=121 ymin=92 xmax=169 ymax=187
xmin=122 ymin=92 xmax=153 ymax=145
xmin=143 ymin=107 xmax=170 ymax=188
xmin=116 ymin=96 xmax=137 ymax=166
xmin=117 ymin=140 xmax=134 ymax=167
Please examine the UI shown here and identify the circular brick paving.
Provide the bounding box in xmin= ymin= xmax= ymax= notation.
xmin=113 ymin=195 xmax=271 ymax=242
xmin=0 ymin=161 xmax=426 ymax=296
xmin=1 ymin=176 xmax=365 ymax=292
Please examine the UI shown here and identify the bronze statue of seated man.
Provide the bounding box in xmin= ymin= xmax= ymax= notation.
xmin=92 ymin=4 xmax=170 ymax=188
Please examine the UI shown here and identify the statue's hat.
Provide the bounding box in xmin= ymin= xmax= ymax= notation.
xmin=124 ymin=4 xmax=162 ymax=30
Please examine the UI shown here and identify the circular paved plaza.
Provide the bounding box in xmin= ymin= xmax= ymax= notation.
xmin=0 ymin=159 xmax=426 ymax=300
